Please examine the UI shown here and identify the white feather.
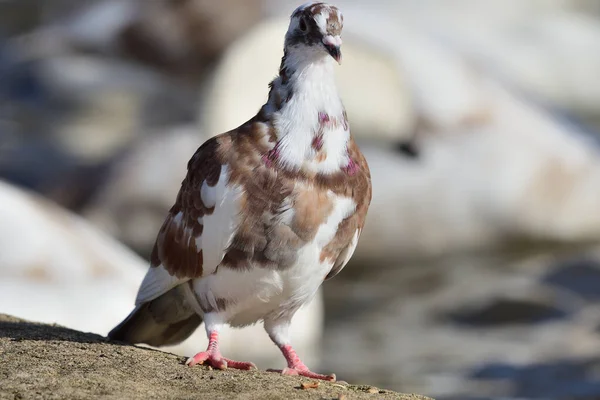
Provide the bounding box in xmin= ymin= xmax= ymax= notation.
xmin=202 ymin=165 xmax=244 ymax=268
xmin=135 ymin=263 xmax=185 ymax=305
xmin=200 ymin=181 xmax=217 ymax=209
xmin=315 ymin=192 xmax=355 ymax=246
xmin=313 ymin=11 xmax=329 ymax=35
xmin=337 ymin=229 xmax=360 ymax=270
xmin=273 ymin=47 xmax=349 ymax=173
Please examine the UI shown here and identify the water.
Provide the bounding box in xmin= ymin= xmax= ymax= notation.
xmin=322 ymin=245 xmax=600 ymax=399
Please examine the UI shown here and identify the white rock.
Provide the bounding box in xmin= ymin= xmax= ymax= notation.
xmin=0 ymin=179 xmax=146 ymax=333
xmin=56 ymin=0 xmax=264 ymax=77
xmin=0 ymin=180 xmax=323 ymax=367
xmin=414 ymin=7 xmax=600 ymax=114
xmin=346 ymin=12 xmax=490 ymax=132
xmin=356 ymin=78 xmax=600 ymax=262
xmin=33 ymin=54 xmax=166 ymax=162
xmin=199 ymin=18 xmax=413 ymax=143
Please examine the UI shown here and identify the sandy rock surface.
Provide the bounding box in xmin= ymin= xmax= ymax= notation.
xmin=0 ymin=314 xmax=431 ymax=400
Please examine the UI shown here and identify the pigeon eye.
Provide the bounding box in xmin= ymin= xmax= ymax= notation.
xmin=299 ymin=18 xmax=307 ymax=32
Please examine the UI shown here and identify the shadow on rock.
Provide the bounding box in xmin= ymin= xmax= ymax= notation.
xmin=1 ymin=315 xmax=117 ymax=346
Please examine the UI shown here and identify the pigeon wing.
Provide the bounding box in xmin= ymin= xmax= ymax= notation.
xmin=135 ymin=135 xmax=243 ymax=305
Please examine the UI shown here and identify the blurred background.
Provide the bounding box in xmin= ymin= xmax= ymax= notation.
xmin=1 ymin=0 xmax=600 ymax=399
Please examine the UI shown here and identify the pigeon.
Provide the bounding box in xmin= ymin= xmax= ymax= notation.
xmin=108 ymin=1 xmax=372 ymax=381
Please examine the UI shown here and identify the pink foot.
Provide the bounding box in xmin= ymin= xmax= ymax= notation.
xmin=185 ymin=331 xmax=256 ymax=371
xmin=268 ymin=344 xmax=336 ymax=382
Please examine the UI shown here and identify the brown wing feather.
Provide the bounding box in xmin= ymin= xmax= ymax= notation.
xmin=150 ymin=137 xmax=224 ymax=279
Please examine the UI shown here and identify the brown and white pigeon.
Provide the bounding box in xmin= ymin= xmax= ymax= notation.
xmin=108 ymin=1 xmax=372 ymax=381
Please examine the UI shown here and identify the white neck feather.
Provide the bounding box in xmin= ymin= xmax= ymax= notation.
xmin=265 ymin=46 xmax=350 ymax=174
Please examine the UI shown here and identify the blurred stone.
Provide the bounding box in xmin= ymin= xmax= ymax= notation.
xmin=0 ymin=38 xmax=199 ymax=209
xmin=199 ymin=18 xmax=413 ymax=143
xmin=58 ymin=0 xmax=265 ymax=79
xmin=0 ymin=180 xmax=324 ymax=368
xmin=396 ymin=141 xmax=420 ymax=159
xmin=443 ymin=297 xmax=570 ymax=327
xmin=543 ymin=258 xmax=600 ymax=301
xmin=355 ymin=76 xmax=600 ymax=263
xmin=0 ymin=179 xmax=147 ymax=335
xmin=0 ymin=1 xmax=42 ymax=37
xmin=53 ymin=0 xmax=136 ymax=54
xmin=417 ymin=9 xmax=600 ymax=119
xmin=351 ymin=15 xmax=491 ymax=133
xmin=37 ymin=53 xmax=197 ymax=139
xmin=84 ymin=125 xmax=203 ymax=255
xmin=0 ymin=138 xmax=112 ymax=211
xmin=56 ymin=90 xmax=140 ymax=161
xmin=119 ymin=0 xmax=264 ymax=77
xmin=0 ymin=52 xmax=143 ymax=208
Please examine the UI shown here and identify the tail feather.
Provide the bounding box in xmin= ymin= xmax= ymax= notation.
xmin=108 ymin=284 xmax=202 ymax=347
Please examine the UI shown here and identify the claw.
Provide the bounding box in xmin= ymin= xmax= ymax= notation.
xmin=223 ymin=358 xmax=257 ymax=370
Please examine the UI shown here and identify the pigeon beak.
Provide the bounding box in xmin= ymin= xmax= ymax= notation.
xmin=323 ymin=35 xmax=342 ymax=64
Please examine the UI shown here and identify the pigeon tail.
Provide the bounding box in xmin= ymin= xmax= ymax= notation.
xmin=108 ymin=285 xmax=202 ymax=347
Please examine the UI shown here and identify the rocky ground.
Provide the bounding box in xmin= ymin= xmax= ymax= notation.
xmin=0 ymin=314 xmax=430 ymax=400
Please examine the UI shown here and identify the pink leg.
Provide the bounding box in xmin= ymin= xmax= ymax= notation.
xmin=185 ymin=331 xmax=256 ymax=370
xmin=268 ymin=344 xmax=336 ymax=381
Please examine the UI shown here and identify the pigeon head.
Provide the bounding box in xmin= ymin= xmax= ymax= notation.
xmin=285 ymin=2 xmax=344 ymax=64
